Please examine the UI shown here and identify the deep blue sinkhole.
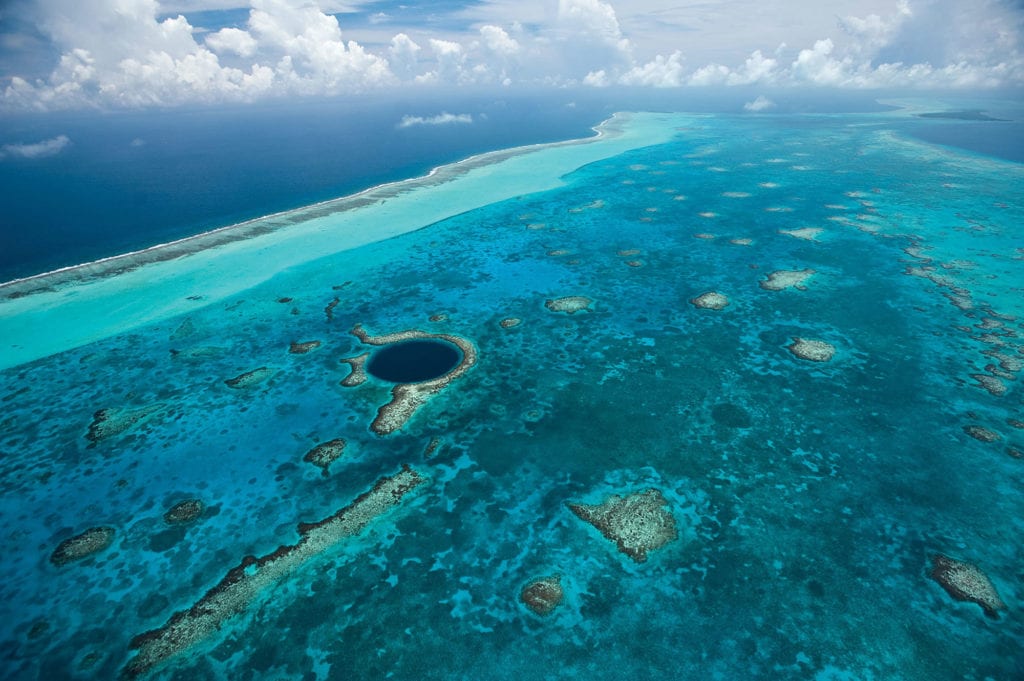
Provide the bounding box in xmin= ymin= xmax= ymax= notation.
xmin=366 ymin=339 xmax=462 ymax=383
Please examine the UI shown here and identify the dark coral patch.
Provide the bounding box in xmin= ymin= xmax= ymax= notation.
xmin=303 ymin=438 xmax=347 ymax=476
xmin=520 ymin=575 xmax=564 ymax=616
xmin=929 ymin=554 xmax=1006 ymax=619
xmin=963 ymin=425 xmax=1001 ymax=443
xmin=224 ymin=367 xmax=273 ymax=389
xmin=164 ymin=499 xmax=204 ymax=525
xmin=324 ymin=297 xmax=340 ymax=321
xmin=50 ymin=527 xmax=115 ymax=566
xmin=712 ymin=403 xmax=752 ymax=428
xmin=288 ymin=340 xmax=321 ymax=354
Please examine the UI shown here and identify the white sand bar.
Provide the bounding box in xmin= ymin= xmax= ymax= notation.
xmin=0 ymin=112 xmax=679 ymax=370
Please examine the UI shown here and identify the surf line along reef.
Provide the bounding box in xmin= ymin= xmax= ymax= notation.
xmin=340 ymin=324 xmax=478 ymax=435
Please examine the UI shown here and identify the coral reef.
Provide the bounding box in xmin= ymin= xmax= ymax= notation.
xmin=779 ymin=227 xmax=823 ymax=240
xmin=303 ymin=438 xmax=347 ymax=476
xmin=123 ymin=466 xmax=426 ymax=678
xmin=520 ymin=575 xmax=564 ymax=616
xmin=422 ymin=436 xmax=442 ymax=459
xmin=788 ymin=338 xmax=836 ymax=362
xmin=963 ymin=425 xmax=1001 ymax=443
xmin=288 ymin=340 xmax=321 ymax=354
xmin=50 ymin=527 xmax=115 ymax=566
xmin=970 ymin=373 xmax=1007 ymax=396
xmin=351 ymin=325 xmax=477 ymax=436
xmin=499 ymin=318 xmax=522 ymax=329
xmin=324 ymin=297 xmax=340 ymax=321
xmin=567 ymin=488 xmax=677 ymax=563
xmin=929 ymin=554 xmax=1006 ymax=619
xmin=224 ymin=367 xmax=273 ymax=389
xmin=690 ymin=292 xmax=730 ymax=310
xmin=545 ymin=296 xmax=593 ymax=314
xmin=339 ymin=352 xmax=369 ymax=387
xmin=164 ymin=499 xmax=204 ymax=525
xmin=760 ymin=269 xmax=815 ymax=291
xmin=86 ymin=405 xmax=161 ymax=446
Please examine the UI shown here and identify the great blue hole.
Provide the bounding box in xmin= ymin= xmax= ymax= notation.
xmin=366 ymin=339 xmax=462 ymax=383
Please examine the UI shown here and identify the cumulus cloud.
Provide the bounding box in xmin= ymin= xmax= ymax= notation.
xmin=2 ymin=0 xmax=392 ymax=110
xmin=743 ymin=95 xmax=775 ymax=112
xmin=839 ymin=0 xmax=913 ymax=56
xmin=397 ymin=112 xmax=473 ymax=129
xmin=573 ymin=0 xmax=1023 ymax=90
xmin=205 ymin=27 xmax=258 ymax=58
xmin=727 ymin=50 xmax=779 ymax=85
xmin=620 ymin=51 xmax=685 ymax=87
xmin=480 ymin=25 xmax=520 ymax=58
xmin=416 ymin=39 xmax=466 ymax=84
xmin=0 ymin=134 xmax=71 ymax=159
xmin=388 ymin=33 xmax=421 ymax=79
xmin=1 ymin=0 xmax=1022 ymax=110
xmin=582 ymin=69 xmax=610 ymax=87
xmin=554 ymin=0 xmax=633 ymax=81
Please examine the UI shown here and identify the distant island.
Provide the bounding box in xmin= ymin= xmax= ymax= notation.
xmin=916 ymin=110 xmax=1009 ymax=121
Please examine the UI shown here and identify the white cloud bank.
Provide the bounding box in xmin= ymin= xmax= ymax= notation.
xmin=0 ymin=135 xmax=71 ymax=159
xmin=398 ymin=112 xmax=474 ymax=128
xmin=743 ymin=95 xmax=775 ymax=112
xmin=2 ymin=0 xmax=1022 ymax=111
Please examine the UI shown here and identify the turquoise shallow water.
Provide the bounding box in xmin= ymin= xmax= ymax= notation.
xmin=1 ymin=110 xmax=1022 ymax=680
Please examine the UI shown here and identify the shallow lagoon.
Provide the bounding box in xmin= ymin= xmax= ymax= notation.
xmin=0 ymin=108 xmax=1022 ymax=680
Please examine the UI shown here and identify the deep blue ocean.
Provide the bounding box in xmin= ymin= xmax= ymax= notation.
xmin=7 ymin=89 xmax=1020 ymax=283
xmin=0 ymin=93 xmax=612 ymax=282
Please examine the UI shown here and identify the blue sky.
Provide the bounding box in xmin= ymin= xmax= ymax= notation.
xmin=1 ymin=0 xmax=1022 ymax=111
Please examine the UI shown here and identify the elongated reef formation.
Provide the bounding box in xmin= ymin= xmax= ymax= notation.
xmin=123 ymin=466 xmax=426 ymax=678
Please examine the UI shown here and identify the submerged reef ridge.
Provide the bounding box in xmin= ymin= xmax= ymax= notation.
xmin=520 ymin=575 xmax=564 ymax=616
xmin=50 ymin=527 xmax=116 ymax=566
xmin=760 ymin=269 xmax=815 ymax=291
xmin=929 ymin=554 xmax=1006 ymax=619
xmin=788 ymin=338 xmax=836 ymax=362
xmin=163 ymin=499 xmax=204 ymax=525
xmin=86 ymin=405 xmax=161 ymax=446
xmin=568 ymin=488 xmax=678 ymax=563
xmin=224 ymin=367 xmax=273 ymax=389
xmin=124 ymin=466 xmax=426 ymax=678
xmin=545 ymin=296 xmax=593 ymax=314
xmin=303 ymin=438 xmax=348 ymax=476
xmin=690 ymin=291 xmax=730 ymax=310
